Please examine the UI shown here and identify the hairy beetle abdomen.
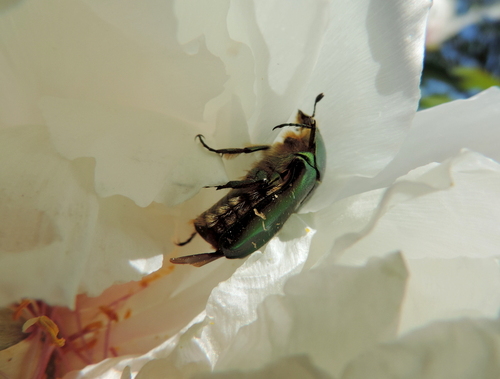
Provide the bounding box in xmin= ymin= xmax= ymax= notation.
xmin=196 ymin=157 xmax=318 ymax=259
xmin=194 ymin=188 xmax=263 ymax=250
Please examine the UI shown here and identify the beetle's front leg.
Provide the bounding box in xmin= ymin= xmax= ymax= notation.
xmin=196 ymin=135 xmax=270 ymax=157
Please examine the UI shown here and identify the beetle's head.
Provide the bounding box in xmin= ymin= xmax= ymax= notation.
xmin=296 ymin=94 xmax=326 ymax=181
xmin=272 ymin=94 xmax=326 ymax=181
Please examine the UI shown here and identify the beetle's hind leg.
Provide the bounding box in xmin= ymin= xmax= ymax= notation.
xmin=204 ymin=178 xmax=266 ymax=190
xmin=196 ymin=135 xmax=270 ymax=158
xmin=175 ymin=231 xmax=197 ymax=246
xmin=170 ymin=251 xmax=224 ymax=267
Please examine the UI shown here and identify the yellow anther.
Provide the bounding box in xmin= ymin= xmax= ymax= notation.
xmin=23 ymin=315 xmax=66 ymax=347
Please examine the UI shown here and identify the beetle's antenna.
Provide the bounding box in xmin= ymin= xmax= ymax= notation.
xmin=274 ymin=94 xmax=324 ymax=131
xmin=311 ymin=93 xmax=324 ymax=118
xmin=308 ymin=93 xmax=324 ymax=149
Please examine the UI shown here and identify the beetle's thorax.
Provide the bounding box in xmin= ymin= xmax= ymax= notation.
xmin=259 ymin=129 xmax=311 ymax=170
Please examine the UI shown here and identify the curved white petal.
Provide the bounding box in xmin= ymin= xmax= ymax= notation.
xmin=7 ymin=1 xmax=495 ymax=379
xmin=323 ymin=150 xmax=500 ymax=334
xmin=342 ymin=86 xmax=500 ymax=198
xmin=337 ymin=150 xmax=500 ymax=263
xmin=40 ymin=97 xmax=227 ymax=207
xmin=0 ymin=126 xmax=184 ymax=306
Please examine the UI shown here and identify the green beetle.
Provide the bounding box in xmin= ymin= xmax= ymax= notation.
xmin=170 ymin=93 xmax=325 ymax=267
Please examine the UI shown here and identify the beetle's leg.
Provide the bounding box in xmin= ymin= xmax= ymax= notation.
xmin=175 ymin=231 xmax=197 ymax=246
xmin=205 ymin=169 xmax=270 ymax=190
xmin=196 ymin=135 xmax=270 ymax=157
xmin=204 ymin=178 xmax=266 ymax=190
xmin=170 ymin=251 xmax=225 ymax=267
xmin=272 ymin=122 xmax=310 ymax=131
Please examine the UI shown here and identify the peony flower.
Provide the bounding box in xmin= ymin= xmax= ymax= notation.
xmin=1 ymin=0 xmax=500 ymax=378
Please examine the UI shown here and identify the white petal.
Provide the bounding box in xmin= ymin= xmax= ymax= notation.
xmin=165 ymin=228 xmax=315 ymax=370
xmin=62 ymin=260 xmax=240 ymax=378
xmin=195 ymin=355 xmax=331 ymax=379
xmin=324 ymin=150 xmax=500 ymax=333
xmin=239 ymin=1 xmax=331 ymax=141
xmin=40 ymin=97 xmax=227 ymax=207
xmin=0 ymin=0 xmax=226 ymax=126
xmin=175 ymin=0 xmax=331 ymax=150
xmin=344 ymin=86 xmax=500 ymax=197
xmin=0 ymin=126 xmax=97 ymax=306
xmin=0 ymin=126 xmax=198 ymax=306
xmin=392 ymin=86 xmax=500 ymax=175
xmin=302 ymin=0 xmax=431 ymax=212
xmin=215 ymin=253 xmax=407 ymax=377
xmin=341 ymin=319 xmax=500 ymax=379
xmin=400 ymin=257 xmax=500 ymax=333
xmin=98 ymin=229 xmax=314 ymax=379
xmin=338 ymin=150 xmax=500 ymax=263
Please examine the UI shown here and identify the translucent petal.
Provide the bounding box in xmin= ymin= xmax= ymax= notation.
xmin=236 ymin=1 xmax=331 ymax=142
xmin=175 ymin=0 xmax=331 ymax=153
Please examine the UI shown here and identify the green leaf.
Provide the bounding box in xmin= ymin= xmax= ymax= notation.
xmin=419 ymin=94 xmax=454 ymax=109
xmin=452 ymin=67 xmax=500 ymax=91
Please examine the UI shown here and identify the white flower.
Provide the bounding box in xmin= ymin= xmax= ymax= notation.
xmin=1 ymin=0 xmax=500 ymax=378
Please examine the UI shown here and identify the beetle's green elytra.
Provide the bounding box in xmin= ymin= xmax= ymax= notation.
xmin=170 ymin=94 xmax=325 ymax=267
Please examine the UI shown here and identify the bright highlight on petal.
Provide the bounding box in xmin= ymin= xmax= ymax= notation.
xmin=129 ymin=256 xmax=164 ymax=276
